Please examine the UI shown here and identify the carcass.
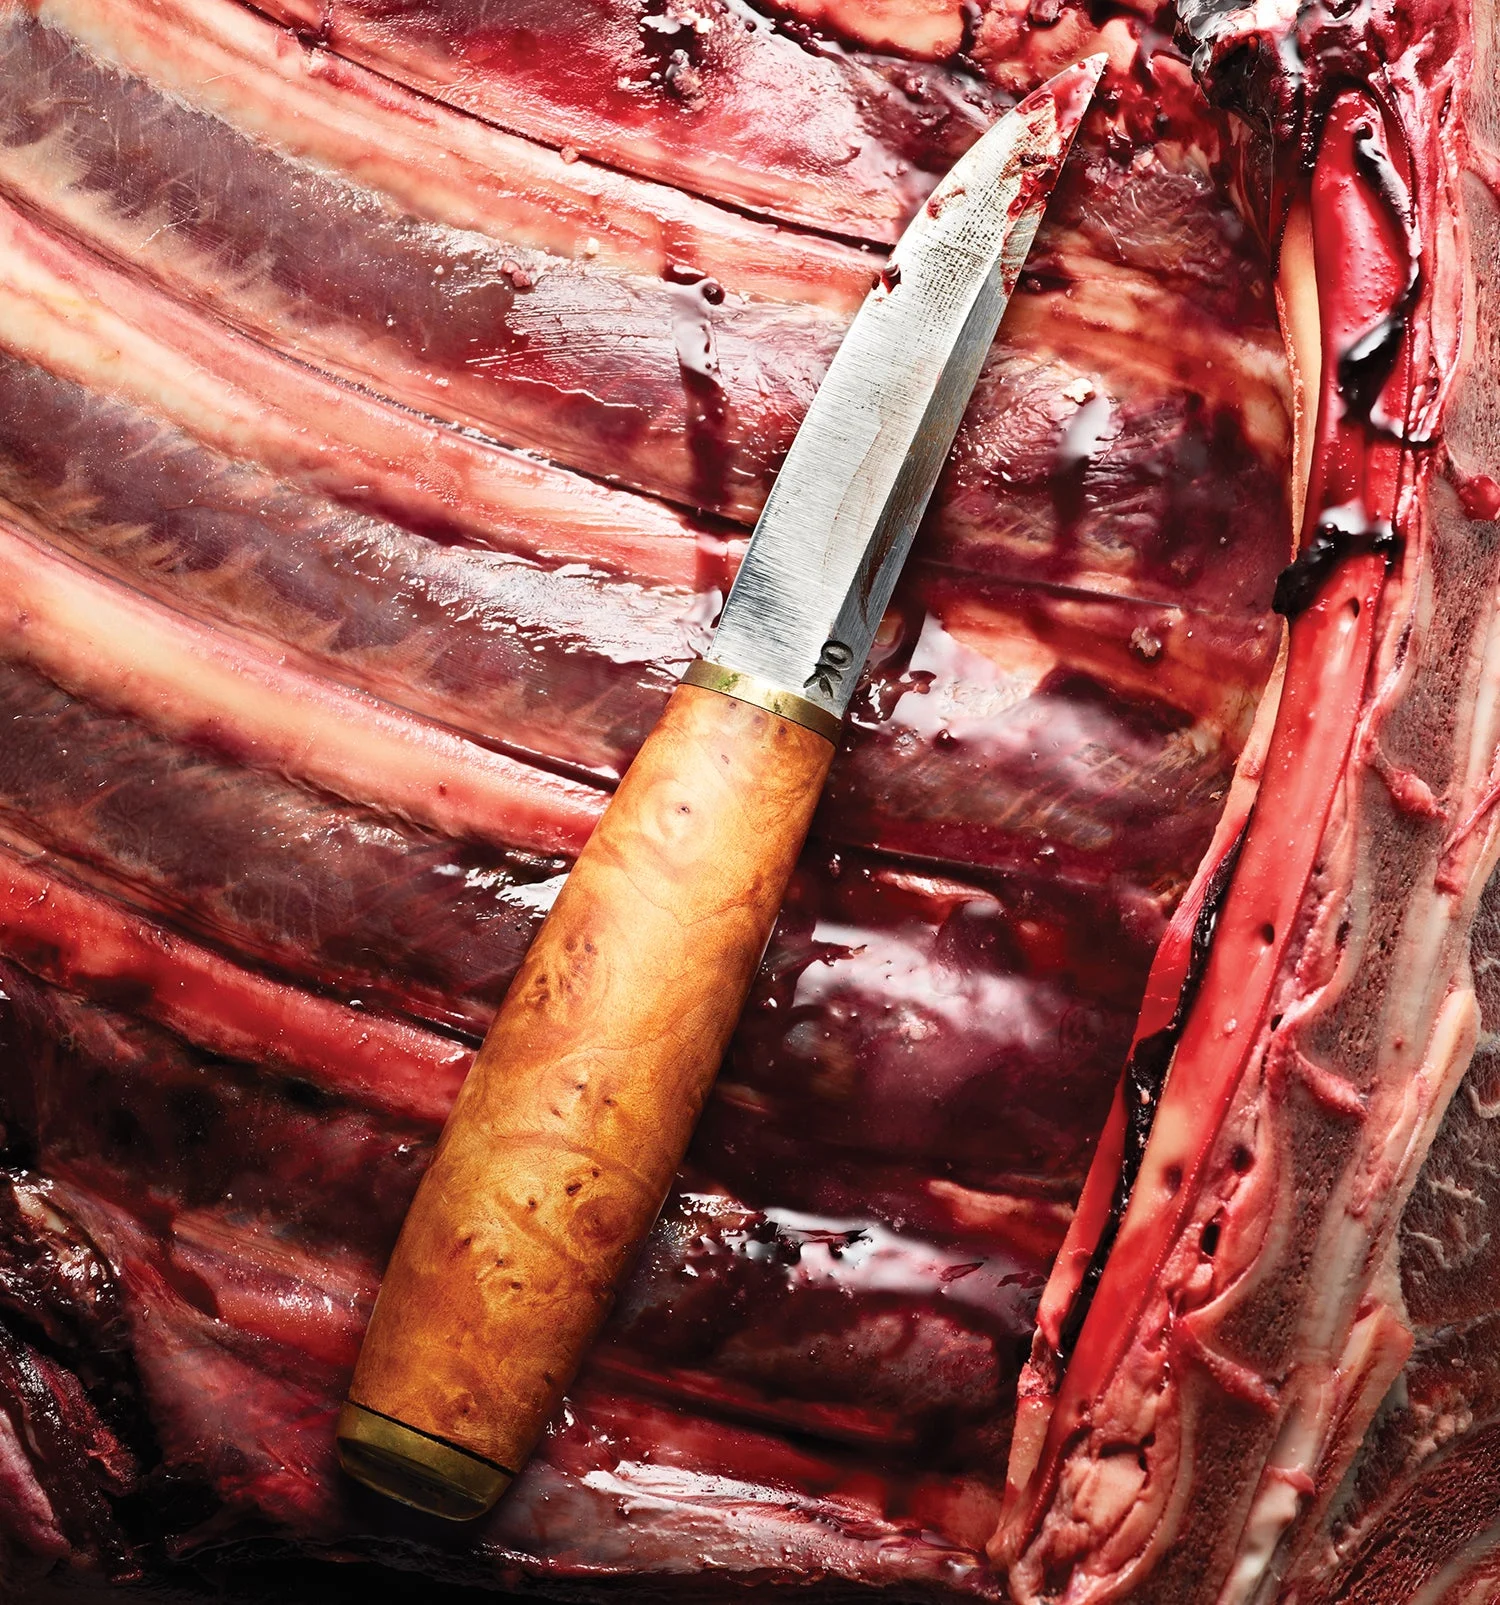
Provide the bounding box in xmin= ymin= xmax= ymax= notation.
xmin=996 ymin=1 xmax=1500 ymax=1599
xmin=0 ymin=0 xmax=1488 ymax=1599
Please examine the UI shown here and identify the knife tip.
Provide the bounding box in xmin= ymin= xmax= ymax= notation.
xmin=1016 ymin=52 xmax=1108 ymax=154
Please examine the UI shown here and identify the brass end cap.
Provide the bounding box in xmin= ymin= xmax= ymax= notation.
xmin=336 ymin=1400 xmax=513 ymax=1521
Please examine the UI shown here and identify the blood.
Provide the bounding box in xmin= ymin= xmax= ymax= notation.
xmin=1336 ymin=122 xmax=1423 ymax=432
xmin=1272 ymin=92 xmax=1419 ymax=617
xmin=1457 ymin=471 xmax=1500 ymax=522
xmin=1272 ymin=504 xmax=1402 ymax=618
xmin=1053 ymin=828 xmax=1245 ymax=1367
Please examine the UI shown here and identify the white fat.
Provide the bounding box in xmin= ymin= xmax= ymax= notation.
xmin=1274 ymin=202 xmax=1321 ymax=544
xmin=1221 ymin=1473 xmax=1302 ymax=1605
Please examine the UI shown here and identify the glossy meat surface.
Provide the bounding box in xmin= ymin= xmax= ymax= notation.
xmin=0 ymin=0 xmax=1296 ymax=1597
xmin=997 ymin=1 xmax=1500 ymax=1600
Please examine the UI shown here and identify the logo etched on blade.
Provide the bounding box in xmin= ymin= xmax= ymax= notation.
xmin=805 ymin=640 xmax=856 ymax=698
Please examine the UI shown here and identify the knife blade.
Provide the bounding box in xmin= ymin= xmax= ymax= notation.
xmin=709 ymin=55 xmax=1102 ymax=726
xmin=337 ymin=54 xmax=1105 ymax=1522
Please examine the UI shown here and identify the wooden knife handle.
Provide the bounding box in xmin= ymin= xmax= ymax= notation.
xmin=337 ymin=678 xmax=835 ymax=1518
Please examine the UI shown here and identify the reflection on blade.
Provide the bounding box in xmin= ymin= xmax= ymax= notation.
xmin=709 ymin=55 xmax=1105 ymax=721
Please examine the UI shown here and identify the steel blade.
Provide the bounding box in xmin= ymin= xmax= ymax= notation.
xmin=708 ymin=55 xmax=1105 ymax=721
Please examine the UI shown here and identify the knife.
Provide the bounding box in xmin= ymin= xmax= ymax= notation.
xmin=336 ymin=54 xmax=1105 ymax=1521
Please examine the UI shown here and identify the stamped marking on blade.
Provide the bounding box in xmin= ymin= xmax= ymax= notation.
xmin=806 ymin=639 xmax=855 ymax=698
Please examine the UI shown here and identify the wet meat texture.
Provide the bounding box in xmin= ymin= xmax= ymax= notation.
xmin=997 ymin=1 xmax=1500 ymax=1602
xmin=0 ymin=0 xmax=1363 ymax=1597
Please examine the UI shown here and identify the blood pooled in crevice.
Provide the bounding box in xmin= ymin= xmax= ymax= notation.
xmin=1054 ymin=825 xmax=1247 ymax=1368
xmin=1272 ymin=503 xmax=1403 ymax=618
xmin=1335 ymin=119 xmax=1423 ymax=432
xmin=639 ymin=2 xmax=710 ymax=103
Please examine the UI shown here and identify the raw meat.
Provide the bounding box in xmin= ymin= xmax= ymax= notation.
xmin=996 ymin=0 xmax=1500 ymax=1601
xmin=0 ymin=0 xmax=1383 ymax=1597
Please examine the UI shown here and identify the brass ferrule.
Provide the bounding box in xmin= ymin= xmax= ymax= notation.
xmin=681 ymin=658 xmax=842 ymax=744
xmin=336 ymin=1400 xmax=514 ymax=1521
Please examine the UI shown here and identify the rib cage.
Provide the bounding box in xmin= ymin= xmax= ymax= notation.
xmin=30 ymin=0 xmax=1500 ymax=1598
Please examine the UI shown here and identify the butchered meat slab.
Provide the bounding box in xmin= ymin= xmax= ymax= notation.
xmin=9 ymin=0 xmax=1491 ymax=1600
xmin=996 ymin=1 xmax=1500 ymax=1601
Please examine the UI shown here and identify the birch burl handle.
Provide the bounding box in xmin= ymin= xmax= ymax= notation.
xmin=337 ymin=680 xmax=835 ymax=1518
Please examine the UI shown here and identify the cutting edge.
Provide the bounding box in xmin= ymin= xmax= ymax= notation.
xmin=702 ymin=53 xmax=1106 ymax=727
